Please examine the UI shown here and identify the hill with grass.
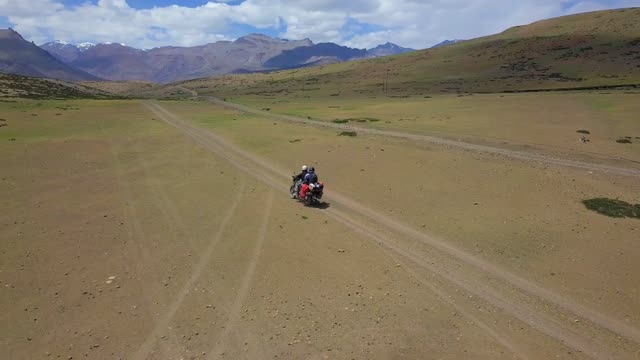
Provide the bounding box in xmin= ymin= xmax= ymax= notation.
xmin=172 ymin=7 xmax=640 ymax=98
xmin=0 ymin=73 xmax=117 ymax=99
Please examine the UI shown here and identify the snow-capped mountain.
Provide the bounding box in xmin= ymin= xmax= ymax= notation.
xmin=38 ymin=35 xmax=419 ymax=83
xmin=0 ymin=29 xmax=101 ymax=81
xmin=78 ymin=42 xmax=96 ymax=51
xmin=40 ymin=40 xmax=99 ymax=62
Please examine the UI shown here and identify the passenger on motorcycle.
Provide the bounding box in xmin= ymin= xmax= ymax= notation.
xmin=300 ymin=166 xmax=318 ymax=200
xmin=292 ymin=165 xmax=308 ymax=197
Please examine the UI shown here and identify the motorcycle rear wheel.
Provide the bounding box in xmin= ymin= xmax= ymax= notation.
xmin=305 ymin=196 xmax=315 ymax=206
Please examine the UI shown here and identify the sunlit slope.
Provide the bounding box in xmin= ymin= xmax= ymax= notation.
xmin=0 ymin=73 xmax=117 ymax=99
xmin=177 ymin=7 xmax=640 ymax=98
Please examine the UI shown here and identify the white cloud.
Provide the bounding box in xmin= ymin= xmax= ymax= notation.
xmin=1 ymin=0 xmax=638 ymax=49
xmin=0 ymin=0 xmax=62 ymax=17
xmin=563 ymin=0 xmax=639 ymax=14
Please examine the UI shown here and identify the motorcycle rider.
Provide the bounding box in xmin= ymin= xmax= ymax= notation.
xmin=299 ymin=166 xmax=318 ymax=200
xmin=292 ymin=165 xmax=308 ymax=198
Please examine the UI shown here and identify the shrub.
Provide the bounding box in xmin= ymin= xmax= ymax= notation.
xmin=582 ymin=198 xmax=640 ymax=219
xmin=576 ymin=130 xmax=590 ymax=134
xmin=339 ymin=131 xmax=357 ymax=137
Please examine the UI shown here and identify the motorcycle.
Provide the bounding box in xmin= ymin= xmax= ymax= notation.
xmin=289 ymin=176 xmax=324 ymax=206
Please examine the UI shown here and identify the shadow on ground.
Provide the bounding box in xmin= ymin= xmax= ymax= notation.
xmin=303 ymin=201 xmax=331 ymax=209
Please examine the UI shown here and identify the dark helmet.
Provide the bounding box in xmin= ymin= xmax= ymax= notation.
xmin=308 ymin=167 xmax=315 ymax=172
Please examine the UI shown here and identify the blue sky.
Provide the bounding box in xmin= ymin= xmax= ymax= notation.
xmin=1 ymin=0 xmax=639 ymax=49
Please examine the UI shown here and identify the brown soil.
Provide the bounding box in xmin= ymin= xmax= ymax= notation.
xmin=2 ymin=99 xmax=638 ymax=360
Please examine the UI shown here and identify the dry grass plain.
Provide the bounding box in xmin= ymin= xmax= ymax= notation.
xmin=0 ymin=100 xmax=528 ymax=360
xmin=227 ymin=91 xmax=640 ymax=164
xmin=1 ymin=97 xmax=639 ymax=360
xmin=162 ymin=98 xmax=640 ymax=325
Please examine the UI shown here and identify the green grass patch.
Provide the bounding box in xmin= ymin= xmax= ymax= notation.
xmin=582 ymin=198 xmax=640 ymax=219
xmin=587 ymin=98 xmax=616 ymax=113
xmin=0 ymin=100 xmax=156 ymax=142
xmin=339 ymin=131 xmax=357 ymax=137
xmin=193 ymin=114 xmax=237 ymax=129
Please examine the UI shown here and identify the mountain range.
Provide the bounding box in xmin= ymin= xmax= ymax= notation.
xmin=0 ymin=28 xmax=100 ymax=82
xmin=176 ymin=8 xmax=639 ymax=98
xmin=34 ymin=33 xmax=415 ymax=83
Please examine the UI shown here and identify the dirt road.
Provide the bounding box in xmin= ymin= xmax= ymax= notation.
xmin=206 ymin=97 xmax=640 ymax=178
xmin=144 ymin=100 xmax=640 ymax=359
xmin=3 ymin=99 xmax=638 ymax=359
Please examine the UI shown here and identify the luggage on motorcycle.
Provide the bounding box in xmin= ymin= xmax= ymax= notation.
xmin=307 ymin=182 xmax=324 ymax=201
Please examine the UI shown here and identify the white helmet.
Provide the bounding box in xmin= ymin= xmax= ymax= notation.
xmin=301 ymin=165 xmax=308 ymax=171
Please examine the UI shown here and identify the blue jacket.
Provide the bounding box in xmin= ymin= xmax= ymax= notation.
xmin=304 ymin=172 xmax=318 ymax=184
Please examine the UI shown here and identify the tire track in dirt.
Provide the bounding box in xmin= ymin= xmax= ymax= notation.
xmin=132 ymin=181 xmax=247 ymax=360
xmin=140 ymin=102 xmax=529 ymax=357
xmin=207 ymin=190 xmax=274 ymax=360
xmin=347 ymin=220 xmax=531 ymax=359
xmin=165 ymin=99 xmax=640 ymax=346
xmin=134 ymin=145 xmax=199 ymax=252
xmin=325 ymin=208 xmax=615 ymax=359
xmin=142 ymin=102 xmax=529 ymax=358
xmin=143 ymin=101 xmax=640 ymax=359
xmin=102 ymin=129 xmax=169 ymax=323
xmin=132 ymin=141 xmax=216 ymax=356
xmin=144 ymin=103 xmax=286 ymax=192
xmin=207 ymin=97 xmax=640 ymax=178
xmin=177 ymin=86 xmax=199 ymax=97
xmin=325 ymin=191 xmax=640 ymax=346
